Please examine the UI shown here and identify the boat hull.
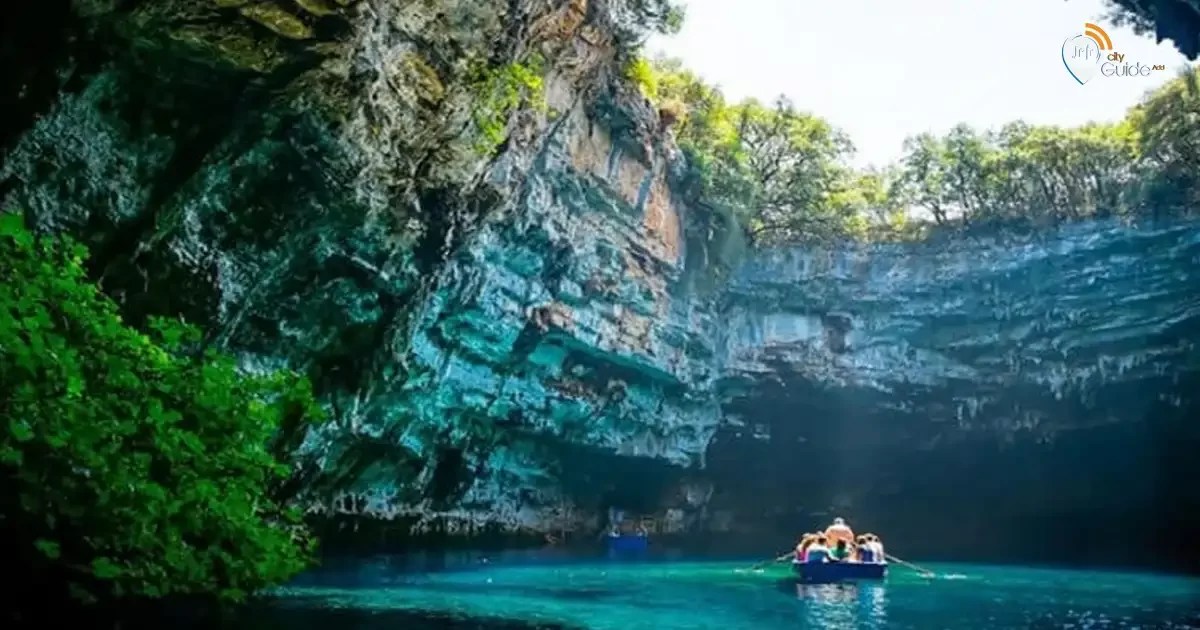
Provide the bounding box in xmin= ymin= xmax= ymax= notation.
xmin=791 ymin=561 xmax=887 ymax=584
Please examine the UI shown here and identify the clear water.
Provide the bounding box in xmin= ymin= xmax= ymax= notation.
xmin=238 ymin=558 xmax=1200 ymax=629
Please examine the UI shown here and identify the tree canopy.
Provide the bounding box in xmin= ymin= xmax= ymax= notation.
xmin=630 ymin=57 xmax=1200 ymax=247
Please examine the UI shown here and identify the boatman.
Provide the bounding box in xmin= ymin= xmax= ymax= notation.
xmin=823 ymin=517 xmax=855 ymax=547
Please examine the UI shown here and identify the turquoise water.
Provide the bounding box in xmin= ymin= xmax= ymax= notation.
xmin=243 ymin=559 xmax=1200 ymax=629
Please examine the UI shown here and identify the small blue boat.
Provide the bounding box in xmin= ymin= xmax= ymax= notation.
xmin=605 ymin=533 xmax=649 ymax=554
xmin=792 ymin=561 xmax=887 ymax=584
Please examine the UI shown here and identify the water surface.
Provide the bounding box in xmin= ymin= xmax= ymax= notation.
xmin=235 ymin=557 xmax=1200 ymax=629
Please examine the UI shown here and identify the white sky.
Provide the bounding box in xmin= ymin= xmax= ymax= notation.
xmin=646 ymin=0 xmax=1191 ymax=168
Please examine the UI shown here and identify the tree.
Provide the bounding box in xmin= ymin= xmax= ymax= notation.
xmin=632 ymin=56 xmax=1198 ymax=249
xmin=639 ymin=58 xmax=862 ymax=245
xmin=891 ymin=117 xmax=1142 ymax=234
xmin=0 ymin=213 xmax=323 ymax=618
xmin=615 ymin=0 xmax=688 ymax=41
xmin=1129 ymin=66 xmax=1200 ymax=216
xmin=735 ymin=97 xmax=856 ymax=245
xmin=893 ymin=132 xmax=953 ymax=225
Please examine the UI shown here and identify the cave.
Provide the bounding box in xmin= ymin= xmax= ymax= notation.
xmin=1 ymin=0 xmax=1198 ymax=593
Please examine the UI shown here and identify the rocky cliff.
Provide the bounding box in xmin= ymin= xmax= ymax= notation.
xmin=711 ymin=220 xmax=1199 ymax=558
xmin=722 ymin=219 xmax=1199 ymax=446
xmin=2 ymin=0 xmax=1198 ymax=549
xmin=1 ymin=0 xmax=722 ymax=535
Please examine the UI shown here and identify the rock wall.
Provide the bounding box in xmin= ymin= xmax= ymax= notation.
xmin=721 ymin=219 xmax=1200 ymax=444
xmin=708 ymin=220 xmax=1200 ymax=569
xmin=319 ymin=65 xmax=724 ymax=532
xmin=1 ymin=0 xmax=723 ymax=534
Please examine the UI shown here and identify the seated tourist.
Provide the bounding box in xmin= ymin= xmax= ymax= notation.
xmin=830 ymin=538 xmax=852 ymax=562
xmin=866 ymin=534 xmax=886 ymax=562
xmin=805 ymin=536 xmax=832 ymax=563
xmin=824 ymin=517 xmax=855 ymax=547
xmin=856 ymin=535 xmax=876 ymax=563
xmin=771 ymin=533 xmax=812 ymax=564
xmin=795 ymin=533 xmax=817 ymax=562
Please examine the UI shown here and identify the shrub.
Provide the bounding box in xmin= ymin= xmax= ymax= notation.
xmin=468 ymin=56 xmax=546 ymax=156
xmin=0 ymin=213 xmax=323 ymax=611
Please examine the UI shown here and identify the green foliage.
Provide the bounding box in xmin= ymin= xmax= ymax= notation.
xmin=1126 ymin=66 xmax=1200 ymax=214
xmin=636 ymin=57 xmax=1199 ymax=248
xmin=0 ymin=214 xmax=324 ymax=607
xmin=625 ymin=56 xmax=659 ymax=100
xmin=891 ymin=120 xmax=1140 ymax=230
xmin=468 ymin=55 xmax=546 ymax=156
xmin=619 ymin=0 xmax=687 ymax=38
xmin=892 ymin=68 xmax=1199 ymax=233
xmin=661 ymin=3 xmax=687 ymax=35
xmin=642 ymin=57 xmax=870 ymax=246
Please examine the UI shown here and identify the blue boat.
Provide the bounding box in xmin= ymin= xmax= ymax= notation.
xmin=791 ymin=561 xmax=887 ymax=584
xmin=605 ymin=533 xmax=649 ymax=554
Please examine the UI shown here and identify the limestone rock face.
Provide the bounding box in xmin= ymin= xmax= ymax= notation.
xmin=721 ymin=219 xmax=1200 ymax=445
xmin=709 ymin=219 xmax=1200 ymax=556
xmin=1 ymin=0 xmax=722 ymax=532
xmin=324 ymin=75 xmax=724 ymax=532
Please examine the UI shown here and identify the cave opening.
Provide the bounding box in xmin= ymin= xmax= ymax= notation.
xmin=553 ymin=442 xmax=687 ymax=525
xmin=704 ymin=368 xmax=1200 ymax=572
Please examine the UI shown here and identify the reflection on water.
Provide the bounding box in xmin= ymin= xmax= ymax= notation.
xmin=791 ymin=583 xmax=888 ymax=629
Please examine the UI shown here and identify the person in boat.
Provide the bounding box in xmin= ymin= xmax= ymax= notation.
xmin=794 ymin=533 xmax=817 ymax=562
xmin=772 ymin=533 xmax=815 ymax=564
xmin=829 ymin=538 xmax=852 ymax=562
xmin=855 ymin=535 xmax=876 ymax=563
xmin=804 ymin=535 xmax=833 ymax=563
xmin=823 ymin=517 xmax=855 ymax=547
xmin=864 ymin=533 xmax=886 ymax=562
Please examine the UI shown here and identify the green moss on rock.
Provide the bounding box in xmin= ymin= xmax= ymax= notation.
xmin=401 ymin=51 xmax=446 ymax=104
xmin=239 ymin=2 xmax=313 ymax=40
xmin=293 ymin=0 xmax=338 ymax=17
xmin=168 ymin=25 xmax=287 ymax=72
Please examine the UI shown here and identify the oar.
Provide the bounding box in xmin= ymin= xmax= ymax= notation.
xmin=747 ymin=552 xmax=793 ymax=571
xmin=885 ymin=553 xmax=936 ymax=578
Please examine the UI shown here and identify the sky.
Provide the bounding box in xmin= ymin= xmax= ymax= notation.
xmin=645 ymin=0 xmax=1191 ymax=168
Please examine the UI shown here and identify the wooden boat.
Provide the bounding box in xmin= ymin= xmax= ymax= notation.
xmin=791 ymin=560 xmax=887 ymax=584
